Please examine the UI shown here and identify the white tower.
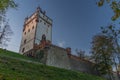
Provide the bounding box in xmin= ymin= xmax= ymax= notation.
xmin=19 ymin=7 xmax=52 ymax=54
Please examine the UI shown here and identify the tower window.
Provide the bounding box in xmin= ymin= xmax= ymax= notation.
xmin=42 ymin=34 xmax=46 ymax=41
xmin=48 ymin=25 xmax=50 ymax=27
xmin=36 ymin=19 xmax=39 ymax=22
xmin=28 ymin=29 xmax=30 ymax=32
xmin=44 ymin=22 xmax=46 ymax=25
xmin=23 ymin=28 xmax=25 ymax=32
xmin=40 ymin=20 xmax=42 ymax=22
xmin=32 ymin=26 xmax=34 ymax=29
xmin=24 ymin=32 xmax=26 ymax=35
xmin=24 ymin=39 xmax=27 ymax=44
xmin=22 ymin=48 xmax=25 ymax=53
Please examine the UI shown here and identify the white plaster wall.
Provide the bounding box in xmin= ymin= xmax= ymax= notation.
xmin=20 ymin=11 xmax=52 ymax=54
xmin=35 ymin=12 xmax=52 ymax=45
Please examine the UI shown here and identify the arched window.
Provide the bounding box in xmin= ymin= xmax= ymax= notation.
xmin=32 ymin=26 xmax=34 ymax=29
xmin=24 ymin=39 xmax=27 ymax=44
xmin=28 ymin=29 xmax=30 ymax=32
xmin=42 ymin=34 xmax=46 ymax=40
xmin=22 ymin=48 xmax=25 ymax=52
xmin=24 ymin=32 xmax=26 ymax=35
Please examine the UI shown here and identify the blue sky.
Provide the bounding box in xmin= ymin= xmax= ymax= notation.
xmin=6 ymin=0 xmax=113 ymax=55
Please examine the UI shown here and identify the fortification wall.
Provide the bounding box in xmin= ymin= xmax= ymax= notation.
xmin=34 ymin=45 xmax=98 ymax=75
xmin=69 ymin=56 xmax=97 ymax=75
xmin=46 ymin=45 xmax=71 ymax=69
xmin=45 ymin=45 xmax=98 ymax=75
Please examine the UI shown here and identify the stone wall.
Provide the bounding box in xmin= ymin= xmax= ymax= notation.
xmin=24 ymin=44 xmax=120 ymax=80
xmin=69 ymin=56 xmax=98 ymax=75
xmin=46 ymin=45 xmax=71 ymax=69
xmin=33 ymin=45 xmax=98 ymax=75
xmin=44 ymin=45 xmax=98 ymax=75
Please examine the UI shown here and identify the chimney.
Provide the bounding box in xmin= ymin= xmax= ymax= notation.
xmin=66 ymin=47 xmax=71 ymax=56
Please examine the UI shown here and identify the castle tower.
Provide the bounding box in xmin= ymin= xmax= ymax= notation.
xmin=19 ymin=7 xmax=52 ymax=54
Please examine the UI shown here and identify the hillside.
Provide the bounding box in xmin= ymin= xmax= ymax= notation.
xmin=0 ymin=48 xmax=106 ymax=80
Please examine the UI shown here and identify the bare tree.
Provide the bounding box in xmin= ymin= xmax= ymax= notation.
xmin=0 ymin=21 xmax=13 ymax=47
xmin=0 ymin=0 xmax=17 ymax=47
xmin=76 ymin=49 xmax=85 ymax=58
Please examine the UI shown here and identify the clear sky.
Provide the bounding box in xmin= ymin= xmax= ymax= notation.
xmin=6 ymin=0 xmax=113 ymax=55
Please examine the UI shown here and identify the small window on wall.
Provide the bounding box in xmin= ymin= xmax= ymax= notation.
xmin=24 ymin=32 xmax=26 ymax=35
xmin=48 ymin=25 xmax=50 ymax=27
xmin=28 ymin=29 xmax=30 ymax=32
xmin=44 ymin=22 xmax=46 ymax=25
xmin=40 ymin=20 xmax=42 ymax=22
xmin=24 ymin=39 xmax=27 ymax=44
xmin=32 ymin=26 xmax=34 ymax=29
xmin=23 ymin=28 xmax=25 ymax=32
xmin=22 ymin=48 xmax=25 ymax=53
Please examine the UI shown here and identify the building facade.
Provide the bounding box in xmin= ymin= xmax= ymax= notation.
xmin=19 ymin=7 xmax=120 ymax=80
xmin=34 ymin=45 xmax=98 ymax=75
xmin=19 ymin=7 xmax=52 ymax=54
xmin=19 ymin=7 xmax=98 ymax=75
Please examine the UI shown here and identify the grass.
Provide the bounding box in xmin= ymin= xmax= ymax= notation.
xmin=0 ymin=48 xmax=106 ymax=80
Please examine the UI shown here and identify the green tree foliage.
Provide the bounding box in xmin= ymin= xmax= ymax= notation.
xmin=101 ymin=25 xmax=120 ymax=79
xmin=101 ymin=25 xmax=120 ymax=63
xmin=97 ymin=0 xmax=120 ymax=21
xmin=118 ymin=64 xmax=120 ymax=72
xmin=0 ymin=0 xmax=17 ymax=23
xmin=91 ymin=34 xmax=114 ymax=75
xmin=0 ymin=0 xmax=17 ymax=47
xmin=0 ymin=21 xmax=13 ymax=47
xmin=0 ymin=0 xmax=17 ymax=12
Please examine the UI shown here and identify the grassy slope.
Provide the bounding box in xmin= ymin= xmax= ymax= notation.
xmin=0 ymin=49 xmax=106 ymax=80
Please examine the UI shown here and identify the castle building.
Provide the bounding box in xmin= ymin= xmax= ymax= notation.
xmin=19 ymin=7 xmax=120 ymax=80
xmin=19 ymin=7 xmax=52 ymax=54
xmin=19 ymin=7 xmax=98 ymax=75
xmin=18 ymin=7 xmax=104 ymax=76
